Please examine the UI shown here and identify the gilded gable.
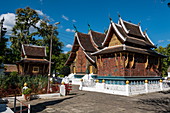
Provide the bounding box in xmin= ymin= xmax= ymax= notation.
xmin=108 ymin=34 xmax=122 ymax=47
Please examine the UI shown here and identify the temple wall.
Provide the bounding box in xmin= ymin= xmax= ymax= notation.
xmin=97 ymin=54 xmax=125 ymax=76
xmin=74 ymin=47 xmax=87 ymax=74
xmin=97 ymin=53 xmax=161 ymax=77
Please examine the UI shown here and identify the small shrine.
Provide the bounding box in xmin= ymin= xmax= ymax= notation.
xmin=16 ymin=44 xmax=49 ymax=75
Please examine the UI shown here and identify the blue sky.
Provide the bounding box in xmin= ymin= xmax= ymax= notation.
xmin=0 ymin=0 xmax=170 ymax=53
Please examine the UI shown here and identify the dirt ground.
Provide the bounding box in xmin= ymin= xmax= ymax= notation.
xmin=8 ymin=85 xmax=170 ymax=113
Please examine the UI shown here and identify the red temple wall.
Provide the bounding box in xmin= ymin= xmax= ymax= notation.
xmin=97 ymin=53 xmax=161 ymax=77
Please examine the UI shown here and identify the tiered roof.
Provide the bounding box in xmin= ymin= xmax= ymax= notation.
xmin=17 ymin=44 xmax=49 ymax=64
xmin=65 ymin=31 xmax=105 ymax=65
xmin=66 ymin=17 xmax=165 ymax=65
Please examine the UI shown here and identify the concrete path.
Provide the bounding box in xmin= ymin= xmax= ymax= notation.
xmin=7 ymin=85 xmax=170 ymax=113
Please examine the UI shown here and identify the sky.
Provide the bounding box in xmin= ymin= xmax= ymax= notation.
xmin=0 ymin=0 xmax=170 ymax=53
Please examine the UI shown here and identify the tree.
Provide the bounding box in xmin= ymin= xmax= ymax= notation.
xmin=53 ymin=53 xmax=70 ymax=76
xmin=38 ymin=20 xmax=64 ymax=74
xmin=10 ymin=7 xmax=40 ymax=62
xmin=161 ymin=0 xmax=170 ymax=7
xmin=155 ymin=45 xmax=170 ymax=76
xmin=0 ymin=18 xmax=8 ymax=64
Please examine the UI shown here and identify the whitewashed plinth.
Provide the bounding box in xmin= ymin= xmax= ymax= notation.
xmin=79 ymin=82 xmax=170 ymax=96
xmin=60 ymin=84 xmax=66 ymax=96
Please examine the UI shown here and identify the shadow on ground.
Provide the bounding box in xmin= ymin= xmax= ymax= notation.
xmin=137 ymin=97 xmax=170 ymax=113
xmin=11 ymin=96 xmax=74 ymax=113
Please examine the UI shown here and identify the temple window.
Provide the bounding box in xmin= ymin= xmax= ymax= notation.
xmin=32 ymin=66 xmax=39 ymax=73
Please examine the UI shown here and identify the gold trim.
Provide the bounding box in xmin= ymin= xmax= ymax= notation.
xmin=115 ymin=53 xmax=118 ymax=66
xmin=125 ymin=53 xmax=129 ymax=67
xmin=145 ymin=56 xmax=148 ymax=68
xmin=129 ymin=54 xmax=134 ymax=68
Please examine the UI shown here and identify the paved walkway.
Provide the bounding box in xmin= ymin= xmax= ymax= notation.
xmin=7 ymin=85 xmax=170 ymax=113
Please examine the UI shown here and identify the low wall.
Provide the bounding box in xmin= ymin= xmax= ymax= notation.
xmin=79 ymin=80 xmax=170 ymax=96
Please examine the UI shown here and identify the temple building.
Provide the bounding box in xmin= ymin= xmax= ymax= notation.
xmin=65 ymin=30 xmax=105 ymax=79
xmin=66 ymin=17 xmax=166 ymax=84
xmin=16 ymin=44 xmax=49 ymax=75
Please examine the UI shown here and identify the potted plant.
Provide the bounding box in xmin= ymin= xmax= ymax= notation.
xmin=23 ymin=88 xmax=32 ymax=101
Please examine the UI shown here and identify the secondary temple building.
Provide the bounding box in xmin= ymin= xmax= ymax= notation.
xmin=65 ymin=17 xmax=166 ymax=84
xmin=16 ymin=44 xmax=49 ymax=75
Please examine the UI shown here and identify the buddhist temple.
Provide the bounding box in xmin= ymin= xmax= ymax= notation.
xmin=66 ymin=17 xmax=166 ymax=84
xmin=16 ymin=44 xmax=49 ymax=75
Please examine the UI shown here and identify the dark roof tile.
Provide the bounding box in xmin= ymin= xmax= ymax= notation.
xmin=90 ymin=30 xmax=106 ymax=47
xmin=23 ymin=45 xmax=46 ymax=57
xmin=77 ymin=32 xmax=96 ymax=52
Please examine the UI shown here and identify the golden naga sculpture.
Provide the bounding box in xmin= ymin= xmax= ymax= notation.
xmin=155 ymin=58 xmax=160 ymax=69
xmin=145 ymin=56 xmax=148 ymax=68
xmin=120 ymin=53 xmax=124 ymax=66
xmin=125 ymin=53 xmax=129 ymax=67
xmin=129 ymin=54 xmax=134 ymax=68
xmin=99 ymin=55 xmax=103 ymax=67
xmin=114 ymin=53 xmax=118 ymax=66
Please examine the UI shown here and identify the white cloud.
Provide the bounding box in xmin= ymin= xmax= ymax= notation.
xmin=72 ymin=19 xmax=76 ymax=23
xmin=167 ymin=39 xmax=170 ymax=41
xmin=63 ymin=51 xmax=68 ymax=54
xmin=62 ymin=15 xmax=69 ymax=21
xmin=66 ymin=28 xmax=74 ymax=32
xmin=66 ymin=44 xmax=72 ymax=48
xmin=35 ymin=10 xmax=44 ymax=16
xmin=0 ymin=13 xmax=16 ymax=36
xmin=158 ymin=40 xmax=164 ymax=43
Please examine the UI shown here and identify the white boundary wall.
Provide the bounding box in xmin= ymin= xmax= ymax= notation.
xmin=79 ymin=80 xmax=170 ymax=96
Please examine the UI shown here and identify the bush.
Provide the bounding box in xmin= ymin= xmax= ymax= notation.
xmin=23 ymin=88 xmax=32 ymax=95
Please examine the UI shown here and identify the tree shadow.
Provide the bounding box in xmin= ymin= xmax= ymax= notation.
xmin=158 ymin=90 xmax=170 ymax=94
xmin=11 ymin=96 xmax=74 ymax=113
xmin=137 ymin=97 xmax=170 ymax=113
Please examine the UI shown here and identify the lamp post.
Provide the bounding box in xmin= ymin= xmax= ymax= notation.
xmin=47 ymin=22 xmax=60 ymax=93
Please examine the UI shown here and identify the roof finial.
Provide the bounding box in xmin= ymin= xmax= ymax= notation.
xmin=138 ymin=21 xmax=141 ymax=26
xmin=144 ymin=28 xmax=148 ymax=34
xmin=73 ymin=24 xmax=78 ymax=32
xmin=109 ymin=17 xmax=112 ymax=22
xmin=117 ymin=12 xmax=121 ymax=18
xmin=0 ymin=17 xmax=4 ymax=24
xmin=88 ymin=24 xmax=91 ymax=31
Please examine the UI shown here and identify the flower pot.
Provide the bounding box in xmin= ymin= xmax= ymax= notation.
xmin=24 ymin=94 xmax=31 ymax=101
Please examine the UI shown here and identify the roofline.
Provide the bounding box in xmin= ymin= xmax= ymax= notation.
xmin=89 ymin=30 xmax=99 ymax=50
xmin=75 ymin=32 xmax=86 ymax=51
xmin=112 ymin=22 xmax=126 ymax=41
xmin=83 ymin=51 xmax=95 ymax=63
xmin=91 ymin=44 xmax=124 ymax=55
xmin=119 ymin=17 xmax=130 ymax=34
xmin=139 ymin=26 xmax=145 ymax=37
xmin=144 ymin=32 xmax=155 ymax=46
xmin=23 ymin=44 xmax=46 ymax=48
xmin=65 ymin=52 xmax=76 ymax=66
xmin=102 ymin=23 xmax=112 ymax=46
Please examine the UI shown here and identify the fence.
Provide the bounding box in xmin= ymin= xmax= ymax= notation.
xmin=79 ymin=79 xmax=170 ymax=96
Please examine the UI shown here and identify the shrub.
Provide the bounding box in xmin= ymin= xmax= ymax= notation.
xmin=23 ymin=88 xmax=32 ymax=95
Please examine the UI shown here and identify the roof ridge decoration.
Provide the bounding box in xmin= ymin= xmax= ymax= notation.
xmin=23 ymin=44 xmax=46 ymax=48
xmin=112 ymin=21 xmax=126 ymax=41
xmin=75 ymin=32 xmax=86 ymax=51
xmin=91 ymin=45 xmax=124 ymax=55
xmin=119 ymin=17 xmax=130 ymax=34
xmin=88 ymin=24 xmax=92 ymax=31
xmin=89 ymin=30 xmax=99 ymax=50
xmin=143 ymin=31 xmax=155 ymax=46
xmin=83 ymin=51 xmax=95 ymax=63
xmin=73 ymin=24 xmax=78 ymax=32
